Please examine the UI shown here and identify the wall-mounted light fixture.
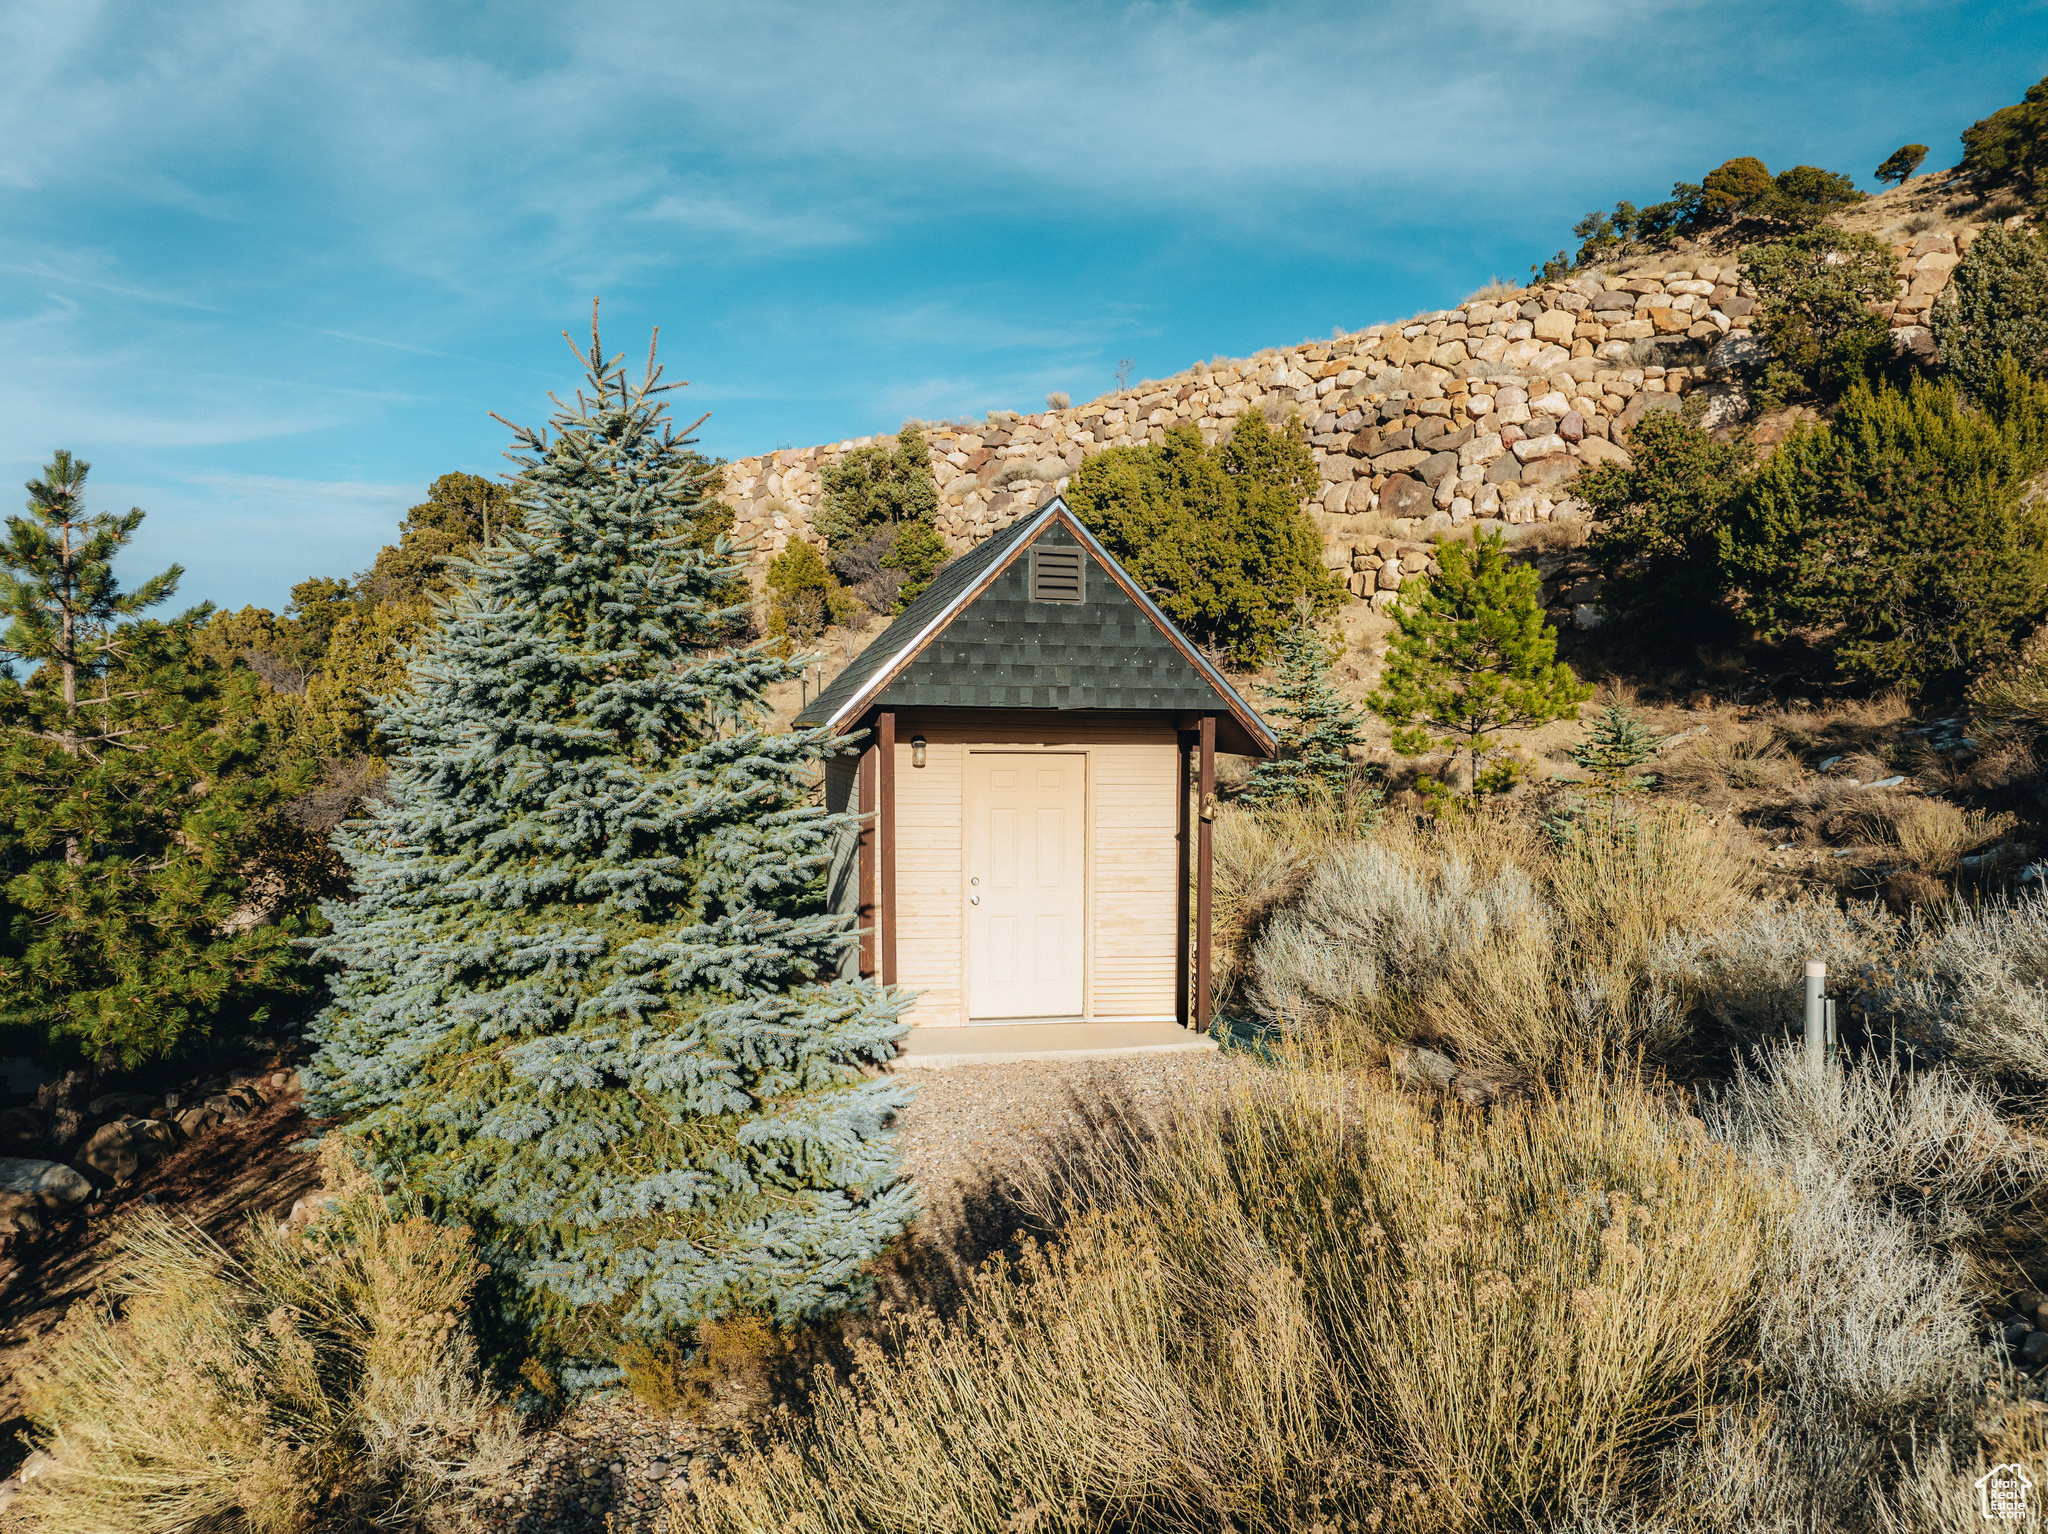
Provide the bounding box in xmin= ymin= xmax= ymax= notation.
xmin=911 ymin=735 xmax=928 ymax=769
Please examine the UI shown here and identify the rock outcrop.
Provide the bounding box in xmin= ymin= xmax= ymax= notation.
xmin=717 ymin=218 xmax=1987 ymax=594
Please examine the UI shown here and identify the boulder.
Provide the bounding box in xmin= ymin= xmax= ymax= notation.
xmin=0 ymin=1157 xmax=92 ymax=1212
xmin=176 ymin=1105 xmax=223 ymax=1138
xmin=1418 ymin=451 xmax=1460 ymax=487
xmin=1696 ymin=384 xmax=1749 ymax=431
xmin=1576 ymin=436 xmax=1631 ymax=468
xmin=1372 ymin=448 xmax=1432 ymax=474
xmin=76 ymin=1120 xmax=143 ymax=1184
xmin=1531 ymin=310 xmax=1576 ymax=343
xmin=1521 ymin=457 xmax=1578 ymax=489
xmin=0 ymin=1107 xmax=48 ymax=1153
xmin=1891 ymin=326 xmax=1939 ymax=366
xmin=1619 ymin=392 xmax=1683 ymax=432
xmin=1511 ymin=433 xmax=1568 ymax=463
xmin=1706 ymin=333 xmax=1766 ymax=378
xmin=1558 ymin=410 xmax=1585 ymax=443
xmin=87 ymin=1092 xmax=156 ymax=1119
xmin=1390 ymin=1045 xmax=1459 ymax=1093
xmin=134 ymin=1119 xmax=182 ymax=1158
xmin=1459 ymin=432 xmax=1504 ymax=466
xmin=1378 ymin=475 xmax=1435 ymax=519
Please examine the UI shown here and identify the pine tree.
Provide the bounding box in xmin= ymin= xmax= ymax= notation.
xmin=304 ymin=315 xmax=913 ymax=1375
xmin=0 ymin=455 xmax=302 ymax=1063
xmin=1368 ymin=530 xmax=1592 ymax=792
xmin=1240 ymin=617 xmax=1367 ymax=806
xmin=1876 ymin=144 xmax=1929 ymax=186
xmin=1569 ymin=702 xmax=1662 ymax=795
xmin=0 ymin=453 xmax=182 ymax=854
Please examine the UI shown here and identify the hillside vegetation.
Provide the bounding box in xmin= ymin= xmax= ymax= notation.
xmin=8 ymin=68 xmax=2048 ymax=1534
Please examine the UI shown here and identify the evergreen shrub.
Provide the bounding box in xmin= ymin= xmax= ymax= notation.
xmin=1876 ymin=144 xmax=1930 ymax=186
xmin=1960 ymin=73 xmax=2048 ymax=213
xmin=765 ymin=540 xmax=857 ymax=643
xmin=1744 ymin=227 xmax=1895 ymax=405
xmin=1065 ymin=411 xmax=1336 ymax=666
xmin=1932 ymin=224 xmax=2048 ymax=397
xmin=1722 ymin=363 xmax=2048 ymax=692
xmin=0 ymin=454 xmax=307 ymax=1064
xmin=1578 ymin=402 xmax=1752 ymax=633
xmin=1701 ymin=156 xmax=1776 ymax=220
xmin=306 ymin=319 xmax=914 ymax=1376
xmin=814 ymin=425 xmax=939 ymax=549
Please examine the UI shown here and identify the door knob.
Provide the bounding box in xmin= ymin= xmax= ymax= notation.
xmin=971 ymin=877 xmax=980 ymax=886
xmin=970 ymin=895 xmax=980 ymax=905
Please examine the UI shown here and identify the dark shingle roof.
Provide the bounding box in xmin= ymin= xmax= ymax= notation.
xmin=795 ymin=509 xmax=1045 ymax=731
xmin=796 ymin=496 xmax=1275 ymax=756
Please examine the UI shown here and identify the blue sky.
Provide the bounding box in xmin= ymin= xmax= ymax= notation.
xmin=1 ymin=0 xmax=2042 ymax=613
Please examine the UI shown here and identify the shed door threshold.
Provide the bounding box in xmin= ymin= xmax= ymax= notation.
xmin=893 ymin=1021 xmax=1215 ymax=1069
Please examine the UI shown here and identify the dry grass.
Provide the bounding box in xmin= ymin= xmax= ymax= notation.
xmin=1884 ymin=893 xmax=2048 ymax=1089
xmin=1652 ymin=896 xmax=1901 ymax=1049
xmin=1854 ymin=795 xmax=2017 ymax=874
xmin=1759 ymin=690 xmax=1914 ymax=752
xmin=1462 ymin=278 xmax=1523 ymax=302
xmin=620 ymin=1315 xmax=794 ymax=1427
xmin=1242 ymin=803 xmax=1748 ymax=1079
xmin=1659 ymin=723 xmax=1803 ymax=796
xmin=1970 ymin=622 xmax=2048 ymax=742
xmin=14 ymin=1139 xmax=515 ymax=1533
xmin=1211 ymin=783 xmax=1380 ymax=986
xmin=669 ymin=1071 xmax=1776 ymax=1534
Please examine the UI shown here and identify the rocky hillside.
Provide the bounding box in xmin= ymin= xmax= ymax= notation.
xmin=719 ymin=173 xmax=2005 ymax=608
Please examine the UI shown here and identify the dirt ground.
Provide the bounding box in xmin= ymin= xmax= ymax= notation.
xmin=0 ymin=1094 xmax=325 ymax=1466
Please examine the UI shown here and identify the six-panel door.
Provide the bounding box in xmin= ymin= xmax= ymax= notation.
xmin=965 ymin=753 xmax=1087 ymax=1019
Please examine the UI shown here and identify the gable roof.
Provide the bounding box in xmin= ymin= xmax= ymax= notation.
xmin=796 ymin=496 xmax=1277 ymax=756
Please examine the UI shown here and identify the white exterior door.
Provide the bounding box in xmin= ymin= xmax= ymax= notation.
xmin=966 ymin=753 xmax=1086 ymax=1019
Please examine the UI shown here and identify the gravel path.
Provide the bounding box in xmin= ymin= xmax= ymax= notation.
xmin=459 ymin=1047 xmax=1252 ymax=1534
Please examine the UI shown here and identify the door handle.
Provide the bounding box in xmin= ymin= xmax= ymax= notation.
xmin=970 ymin=895 xmax=980 ymax=905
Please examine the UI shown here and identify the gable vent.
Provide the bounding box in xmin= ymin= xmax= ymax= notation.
xmin=1030 ymin=547 xmax=1085 ymax=603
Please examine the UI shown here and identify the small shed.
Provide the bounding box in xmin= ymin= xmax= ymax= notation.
xmin=797 ymin=494 xmax=1277 ymax=1036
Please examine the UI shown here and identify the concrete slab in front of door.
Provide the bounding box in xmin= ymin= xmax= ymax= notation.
xmin=893 ymin=1022 xmax=1217 ymax=1069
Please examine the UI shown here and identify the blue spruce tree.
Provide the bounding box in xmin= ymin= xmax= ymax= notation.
xmin=1240 ymin=616 xmax=1368 ymax=807
xmin=304 ymin=315 xmax=913 ymax=1377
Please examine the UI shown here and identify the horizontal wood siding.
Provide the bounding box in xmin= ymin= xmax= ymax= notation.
xmin=1086 ymin=738 xmax=1178 ymax=1018
xmin=891 ymin=738 xmax=965 ymax=1026
xmin=883 ymin=714 xmax=1181 ymax=1026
